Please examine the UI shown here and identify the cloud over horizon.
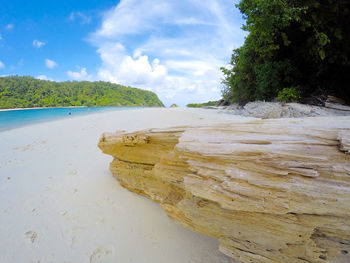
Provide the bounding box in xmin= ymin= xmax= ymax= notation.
xmin=67 ymin=67 xmax=92 ymax=80
xmin=36 ymin=75 xmax=53 ymax=81
xmin=91 ymin=0 xmax=246 ymax=106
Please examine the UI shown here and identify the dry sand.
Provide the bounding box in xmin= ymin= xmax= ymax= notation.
xmin=0 ymin=108 xmax=254 ymax=263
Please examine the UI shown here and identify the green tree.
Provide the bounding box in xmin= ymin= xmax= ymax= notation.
xmin=187 ymin=101 xmax=218 ymax=108
xmin=222 ymin=0 xmax=350 ymax=104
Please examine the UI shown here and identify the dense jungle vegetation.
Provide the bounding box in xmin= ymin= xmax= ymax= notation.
xmin=0 ymin=76 xmax=164 ymax=108
xmin=221 ymin=0 xmax=350 ymax=105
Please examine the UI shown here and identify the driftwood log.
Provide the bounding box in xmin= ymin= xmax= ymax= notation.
xmin=98 ymin=117 xmax=350 ymax=263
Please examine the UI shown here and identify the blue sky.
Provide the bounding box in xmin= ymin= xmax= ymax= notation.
xmin=0 ymin=0 xmax=247 ymax=106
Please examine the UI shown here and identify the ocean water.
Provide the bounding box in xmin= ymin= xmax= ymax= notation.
xmin=0 ymin=107 xmax=139 ymax=132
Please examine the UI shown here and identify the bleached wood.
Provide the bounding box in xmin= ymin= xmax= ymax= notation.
xmin=99 ymin=117 xmax=350 ymax=263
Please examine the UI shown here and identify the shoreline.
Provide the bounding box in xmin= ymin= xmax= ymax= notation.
xmin=0 ymin=106 xmax=89 ymax=112
xmin=0 ymin=105 xmax=163 ymax=112
xmin=0 ymin=107 xmax=250 ymax=134
xmin=0 ymin=106 xmax=165 ymax=133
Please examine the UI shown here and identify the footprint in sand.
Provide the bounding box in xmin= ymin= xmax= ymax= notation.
xmin=24 ymin=231 xmax=38 ymax=244
xmin=90 ymin=245 xmax=115 ymax=263
xmin=13 ymin=144 xmax=33 ymax=151
xmin=13 ymin=141 xmax=46 ymax=152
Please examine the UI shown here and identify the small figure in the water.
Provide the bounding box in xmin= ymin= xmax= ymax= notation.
xmin=68 ymin=109 xmax=71 ymax=115
xmin=88 ymin=106 xmax=90 ymax=113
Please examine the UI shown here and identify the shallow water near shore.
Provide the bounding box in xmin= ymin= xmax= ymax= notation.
xmin=0 ymin=106 xmax=141 ymax=132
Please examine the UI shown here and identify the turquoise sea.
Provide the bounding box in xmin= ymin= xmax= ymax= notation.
xmin=0 ymin=107 xmax=138 ymax=132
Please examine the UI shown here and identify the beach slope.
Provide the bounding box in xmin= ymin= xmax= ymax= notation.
xmin=0 ymin=108 xmax=249 ymax=263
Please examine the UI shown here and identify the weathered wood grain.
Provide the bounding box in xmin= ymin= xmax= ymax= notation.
xmin=98 ymin=117 xmax=350 ymax=263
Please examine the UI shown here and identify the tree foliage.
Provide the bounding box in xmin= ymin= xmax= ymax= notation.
xmin=187 ymin=100 xmax=218 ymax=108
xmin=222 ymin=0 xmax=350 ymax=104
xmin=277 ymin=87 xmax=301 ymax=102
xmin=0 ymin=76 xmax=164 ymax=108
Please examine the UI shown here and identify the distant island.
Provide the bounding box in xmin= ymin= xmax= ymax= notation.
xmin=0 ymin=76 xmax=164 ymax=109
xmin=187 ymin=101 xmax=217 ymax=108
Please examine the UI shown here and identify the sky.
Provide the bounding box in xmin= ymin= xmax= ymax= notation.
xmin=0 ymin=0 xmax=247 ymax=106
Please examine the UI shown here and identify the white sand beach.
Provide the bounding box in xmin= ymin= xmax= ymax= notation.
xmin=0 ymin=108 xmax=253 ymax=263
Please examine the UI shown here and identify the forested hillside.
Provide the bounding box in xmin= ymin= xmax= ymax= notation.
xmin=0 ymin=76 xmax=164 ymax=108
xmin=222 ymin=0 xmax=350 ymax=105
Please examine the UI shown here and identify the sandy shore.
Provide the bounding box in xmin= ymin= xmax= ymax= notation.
xmin=0 ymin=108 xmax=254 ymax=263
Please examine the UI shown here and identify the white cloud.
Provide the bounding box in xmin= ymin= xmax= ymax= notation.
xmin=5 ymin=24 xmax=14 ymax=30
xmin=69 ymin=12 xmax=91 ymax=24
xmin=36 ymin=75 xmax=53 ymax=81
xmin=33 ymin=40 xmax=46 ymax=48
xmin=95 ymin=1 xmax=171 ymax=37
xmin=45 ymin=59 xmax=57 ymax=69
xmin=97 ymin=48 xmax=167 ymax=86
xmin=0 ymin=61 xmax=5 ymax=69
xmin=91 ymin=0 xmax=246 ymax=106
xmin=0 ymin=34 xmax=2 ymax=40
xmin=174 ymin=17 xmax=214 ymax=26
xmin=67 ymin=67 xmax=92 ymax=80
